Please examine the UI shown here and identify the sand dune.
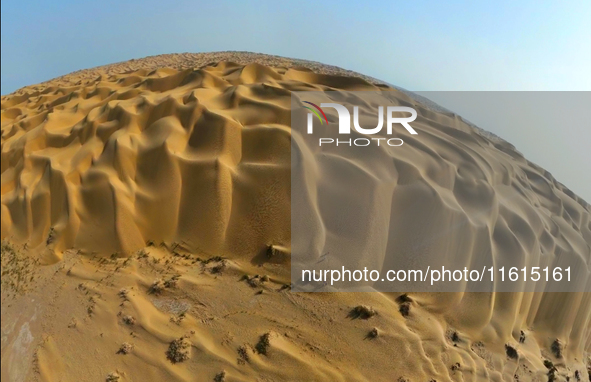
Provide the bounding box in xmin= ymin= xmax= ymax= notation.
xmin=1 ymin=53 xmax=590 ymax=381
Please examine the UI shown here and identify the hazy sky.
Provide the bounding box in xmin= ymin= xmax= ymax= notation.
xmin=1 ymin=0 xmax=590 ymax=199
xmin=416 ymin=92 xmax=591 ymax=202
xmin=2 ymin=0 xmax=590 ymax=94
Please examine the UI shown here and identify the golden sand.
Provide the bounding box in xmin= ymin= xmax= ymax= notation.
xmin=1 ymin=53 xmax=590 ymax=381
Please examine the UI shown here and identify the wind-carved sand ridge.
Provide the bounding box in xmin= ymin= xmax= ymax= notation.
xmin=1 ymin=52 xmax=590 ymax=381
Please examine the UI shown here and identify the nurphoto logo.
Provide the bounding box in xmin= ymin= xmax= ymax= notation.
xmin=304 ymin=101 xmax=418 ymax=147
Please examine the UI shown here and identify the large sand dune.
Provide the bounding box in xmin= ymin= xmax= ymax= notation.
xmin=1 ymin=52 xmax=590 ymax=381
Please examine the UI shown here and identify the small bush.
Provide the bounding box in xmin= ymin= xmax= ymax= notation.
xmin=399 ymin=302 xmax=411 ymax=317
xmin=118 ymin=288 xmax=129 ymax=299
xmin=164 ymin=275 xmax=180 ymax=288
xmin=256 ymin=333 xmax=272 ymax=355
xmin=117 ymin=342 xmax=134 ymax=355
xmin=149 ymin=279 xmax=165 ymax=294
xmin=237 ymin=345 xmax=252 ymax=364
xmin=122 ymin=315 xmax=136 ymax=325
xmin=46 ymin=227 xmax=56 ymax=245
xmin=367 ymin=327 xmax=379 ymax=339
xmin=550 ymin=339 xmax=562 ymax=358
xmin=349 ymin=305 xmax=377 ymax=319
xmin=505 ymin=344 xmax=518 ymax=360
xmin=214 ymin=371 xmax=226 ymax=382
xmin=166 ymin=337 xmax=191 ymax=363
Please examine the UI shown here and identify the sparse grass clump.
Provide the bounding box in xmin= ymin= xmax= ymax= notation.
xmin=505 ymin=344 xmax=518 ymax=360
xmin=137 ymin=248 xmax=149 ymax=258
xmin=367 ymin=327 xmax=379 ymax=339
xmin=46 ymin=227 xmax=56 ymax=245
xmin=164 ymin=275 xmax=180 ymax=288
xmin=237 ymin=345 xmax=252 ymax=364
xmin=166 ymin=336 xmax=191 ymax=363
xmin=106 ymin=372 xmax=120 ymax=382
xmin=551 ymin=339 xmax=562 ymax=358
xmin=395 ymin=294 xmax=412 ymax=317
xmin=211 ymin=262 xmax=226 ymax=274
xmin=446 ymin=330 xmax=460 ymax=343
xmin=519 ymin=330 xmax=526 ymax=343
xmin=543 ymin=359 xmax=558 ymax=381
xmin=349 ymin=305 xmax=377 ymax=319
xmin=256 ymin=332 xmax=272 ymax=355
xmin=118 ymin=288 xmax=129 ymax=299
xmin=122 ymin=315 xmax=136 ymax=325
xmin=214 ymin=370 xmax=226 ymax=382
xmin=170 ymin=311 xmax=186 ymax=325
xmin=117 ymin=342 xmax=134 ymax=355
xmin=242 ymin=274 xmax=262 ymax=287
xmin=399 ymin=302 xmax=411 ymax=317
xmin=149 ymin=279 xmax=166 ymax=294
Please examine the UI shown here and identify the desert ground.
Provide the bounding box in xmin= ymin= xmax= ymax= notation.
xmin=1 ymin=52 xmax=590 ymax=381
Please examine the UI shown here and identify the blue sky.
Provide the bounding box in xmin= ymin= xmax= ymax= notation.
xmin=2 ymin=0 xmax=590 ymax=94
xmin=2 ymin=0 xmax=590 ymax=200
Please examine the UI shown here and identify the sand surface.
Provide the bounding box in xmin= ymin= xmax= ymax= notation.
xmin=1 ymin=52 xmax=590 ymax=381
